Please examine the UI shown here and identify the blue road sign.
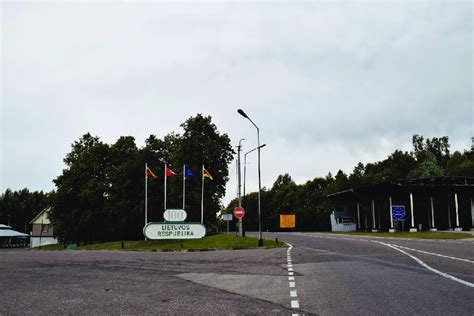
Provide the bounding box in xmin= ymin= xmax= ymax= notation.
xmin=392 ymin=205 xmax=406 ymax=221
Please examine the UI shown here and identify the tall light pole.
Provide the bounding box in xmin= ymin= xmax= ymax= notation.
xmin=237 ymin=109 xmax=263 ymax=246
xmin=237 ymin=138 xmax=244 ymax=236
xmin=244 ymin=144 xmax=266 ymax=197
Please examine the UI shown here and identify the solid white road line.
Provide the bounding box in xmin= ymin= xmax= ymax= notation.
xmin=373 ymin=241 xmax=474 ymax=288
xmin=391 ymin=244 xmax=474 ymax=264
xmin=288 ymin=267 xmax=293 ymax=271
xmin=288 ymin=271 xmax=294 ymax=276
xmin=290 ymin=290 xmax=297 ymax=297
xmin=289 ymin=281 xmax=295 ymax=288
xmin=289 ymin=276 xmax=295 ymax=281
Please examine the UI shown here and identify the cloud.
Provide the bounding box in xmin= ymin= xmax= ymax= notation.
xmin=1 ymin=1 xmax=472 ymax=206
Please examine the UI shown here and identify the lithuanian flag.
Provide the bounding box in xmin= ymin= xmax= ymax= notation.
xmin=203 ymin=168 xmax=213 ymax=180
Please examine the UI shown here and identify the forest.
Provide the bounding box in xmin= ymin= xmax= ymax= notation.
xmin=1 ymin=120 xmax=473 ymax=241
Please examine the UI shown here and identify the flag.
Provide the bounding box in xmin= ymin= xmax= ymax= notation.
xmin=185 ymin=166 xmax=196 ymax=178
xmin=203 ymin=168 xmax=213 ymax=180
xmin=146 ymin=166 xmax=157 ymax=178
xmin=166 ymin=166 xmax=178 ymax=177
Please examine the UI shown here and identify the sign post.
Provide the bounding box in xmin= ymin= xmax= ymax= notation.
xmin=222 ymin=213 xmax=233 ymax=233
xmin=143 ymin=208 xmax=207 ymax=240
xmin=280 ymin=215 xmax=296 ymax=229
xmin=233 ymin=206 xmax=245 ymax=219
xmin=392 ymin=205 xmax=406 ymax=232
xmin=143 ymin=222 xmax=206 ymax=240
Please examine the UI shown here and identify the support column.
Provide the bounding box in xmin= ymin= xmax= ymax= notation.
xmin=389 ymin=197 xmax=395 ymax=233
xmin=447 ymin=202 xmax=452 ymax=230
xmin=454 ymin=193 xmax=462 ymax=231
xmin=409 ymin=193 xmax=417 ymax=232
xmin=357 ymin=202 xmax=360 ymax=230
xmin=471 ymin=197 xmax=474 ymax=231
xmin=371 ymin=199 xmax=378 ymax=232
xmin=429 ymin=197 xmax=437 ymax=231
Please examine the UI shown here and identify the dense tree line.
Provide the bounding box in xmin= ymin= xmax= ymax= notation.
xmin=49 ymin=114 xmax=233 ymax=244
xmin=1 ymin=114 xmax=233 ymax=244
xmin=224 ymin=135 xmax=474 ymax=232
xmin=0 ymin=189 xmax=52 ymax=233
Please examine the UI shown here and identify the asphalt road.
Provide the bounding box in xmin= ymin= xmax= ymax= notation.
xmin=1 ymin=233 xmax=473 ymax=315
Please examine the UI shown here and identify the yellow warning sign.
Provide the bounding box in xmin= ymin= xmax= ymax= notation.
xmin=280 ymin=214 xmax=295 ymax=228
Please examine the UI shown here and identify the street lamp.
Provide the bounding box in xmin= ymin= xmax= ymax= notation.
xmin=237 ymin=109 xmax=263 ymax=246
xmin=244 ymin=144 xmax=266 ymax=197
xmin=237 ymin=138 xmax=244 ymax=237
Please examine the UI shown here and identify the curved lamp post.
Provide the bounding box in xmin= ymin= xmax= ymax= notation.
xmin=237 ymin=109 xmax=263 ymax=246
xmin=244 ymin=144 xmax=266 ymax=197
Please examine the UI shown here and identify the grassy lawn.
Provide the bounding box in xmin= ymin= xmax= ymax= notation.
xmin=330 ymin=231 xmax=473 ymax=239
xmin=32 ymin=233 xmax=285 ymax=251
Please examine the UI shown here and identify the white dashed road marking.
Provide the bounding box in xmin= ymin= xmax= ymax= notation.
xmin=286 ymin=243 xmax=300 ymax=312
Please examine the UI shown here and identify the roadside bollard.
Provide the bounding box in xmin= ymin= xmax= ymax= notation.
xmin=121 ymin=241 xmax=124 ymax=249
xmin=275 ymin=238 xmax=279 ymax=245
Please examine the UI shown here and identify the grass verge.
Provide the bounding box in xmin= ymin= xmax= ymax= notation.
xmin=32 ymin=233 xmax=285 ymax=251
xmin=330 ymin=231 xmax=473 ymax=239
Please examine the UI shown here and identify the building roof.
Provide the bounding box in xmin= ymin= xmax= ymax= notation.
xmin=328 ymin=176 xmax=474 ymax=198
xmin=29 ymin=206 xmax=52 ymax=224
xmin=0 ymin=224 xmax=29 ymax=237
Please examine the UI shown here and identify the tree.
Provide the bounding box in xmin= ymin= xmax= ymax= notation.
xmin=169 ymin=114 xmax=234 ymax=226
xmin=106 ymin=136 xmax=142 ymax=241
xmin=50 ymin=133 xmax=110 ymax=244
xmin=0 ymin=188 xmax=52 ymax=233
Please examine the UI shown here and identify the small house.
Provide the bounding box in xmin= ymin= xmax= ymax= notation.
xmin=330 ymin=211 xmax=357 ymax=232
xmin=30 ymin=207 xmax=58 ymax=248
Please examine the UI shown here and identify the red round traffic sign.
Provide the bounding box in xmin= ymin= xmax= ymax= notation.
xmin=233 ymin=206 xmax=245 ymax=219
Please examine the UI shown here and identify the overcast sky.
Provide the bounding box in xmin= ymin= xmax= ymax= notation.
xmin=1 ymin=1 xmax=472 ymax=206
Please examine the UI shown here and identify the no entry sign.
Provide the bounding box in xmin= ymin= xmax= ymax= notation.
xmin=233 ymin=206 xmax=245 ymax=219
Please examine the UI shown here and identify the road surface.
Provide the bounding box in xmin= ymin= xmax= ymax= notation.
xmin=1 ymin=233 xmax=473 ymax=315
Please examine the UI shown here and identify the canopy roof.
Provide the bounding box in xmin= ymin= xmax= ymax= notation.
xmin=0 ymin=224 xmax=29 ymax=237
xmin=328 ymin=176 xmax=474 ymax=199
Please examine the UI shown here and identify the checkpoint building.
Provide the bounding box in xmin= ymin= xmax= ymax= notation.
xmin=328 ymin=176 xmax=474 ymax=232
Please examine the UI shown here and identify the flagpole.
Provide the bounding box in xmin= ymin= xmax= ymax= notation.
xmin=145 ymin=163 xmax=148 ymax=241
xmin=201 ymin=165 xmax=204 ymax=224
xmin=164 ymin=164 xmax=167 ymax=210
xmin=183 ymin=164 xmax=186 ymax=210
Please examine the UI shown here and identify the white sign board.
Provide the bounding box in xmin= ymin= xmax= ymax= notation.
xmin=222 ymin=214 xmax=233 ymax=221
xmin=164 ymin=209 xmax=187 ymax=222
xmin=143 ymin=223 xmax=206 ymax=240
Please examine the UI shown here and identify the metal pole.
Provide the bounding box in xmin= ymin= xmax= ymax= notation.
xmin=243 ymin=144 xmax=266 ymax=198
xmin=237 ymin=109 xmax=263 ymax=246
xmin=257 ymin=127 xmax=262 ymax=245
xmin=237 ymin=139 xmax=244 ymax=236
xmin=357 ymin=202 xmax=360 ymax=230
xmin=164 ymin=164 xmax=167 ymax=210
xmin=145 ymin=163 xmax=148 ymax=240
xmin=201 ymin=165 xmax=204 ymax=224
xmin=39 ymin=218 xmax=43 ymax=250
xmin=243 ymin=153 xmax=247 ymax=198
xmin=183 ymin=164 xmax=186 ymax=210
